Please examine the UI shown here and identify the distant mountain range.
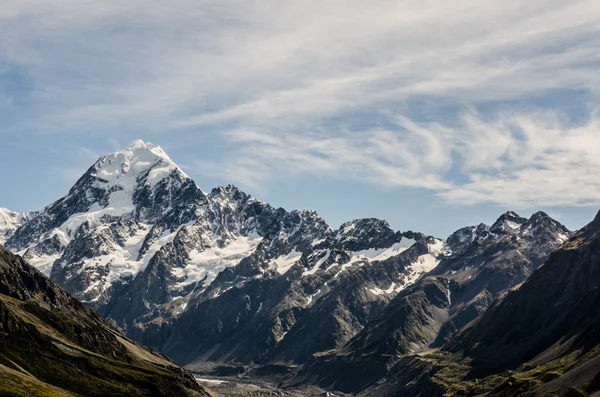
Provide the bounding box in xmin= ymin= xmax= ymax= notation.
xmin=3 ymin=140 xmax=600 ymax=396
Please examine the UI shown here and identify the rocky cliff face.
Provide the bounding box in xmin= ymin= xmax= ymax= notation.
xmin=450 ymin=209 xmax=600 ymax=376
xmin=0 ymin=244 xmax=211 ymax=397
xmin=129 ymin=217 xmax=444 ymax=369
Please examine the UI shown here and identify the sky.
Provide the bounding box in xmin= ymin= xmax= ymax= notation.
xmin=1 ymin=0 xmax=600 ymax=238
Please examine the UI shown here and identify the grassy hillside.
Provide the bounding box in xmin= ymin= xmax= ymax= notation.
xmin=0 ymin=245 xmax=212 ymax=397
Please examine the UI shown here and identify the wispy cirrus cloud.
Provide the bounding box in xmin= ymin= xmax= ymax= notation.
xmin=196 ymin=122 xmax=453 ymax=193
xmin=442 ymin=109 xmax=600 ymax=207
xmin=2 ymin=0 xmax=600 ymax=210
xmin=195 ymin=108 xmax=600 ymax=208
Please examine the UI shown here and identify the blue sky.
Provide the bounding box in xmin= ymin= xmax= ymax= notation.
xmin=1 ymin=0 xmax=600 ymax=237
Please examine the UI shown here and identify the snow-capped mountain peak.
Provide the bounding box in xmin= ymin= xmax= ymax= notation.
xmin=490 ymin=211 xmax=528 ymax=233
xmin=91 ymin=139 xmax=188 ymax=193
xmin=6 ymin=141 xmax=205 ymax=280
xmin=0 ymin=208 xmax=36 ymax=244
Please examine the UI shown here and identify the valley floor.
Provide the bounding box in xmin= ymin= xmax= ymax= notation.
xmin=194 ymin=376 xmax=347 ymax=397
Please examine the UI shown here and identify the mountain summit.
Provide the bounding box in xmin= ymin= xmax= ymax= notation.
xmin=7 ymin=140 xmax=204 ymax=285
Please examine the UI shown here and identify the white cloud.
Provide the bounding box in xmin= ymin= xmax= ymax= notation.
xmin=2 ymin=0 xmax=600 ymax=208
xmin=193 ymin=108 xmax=600 ymax=209
xmin=3 ymin=0 xmax=600 ymax=128
xmin=441 ymin=109 xmax=600 ymax=207
xmin=194 ymin=122 xmax=453 ymax=193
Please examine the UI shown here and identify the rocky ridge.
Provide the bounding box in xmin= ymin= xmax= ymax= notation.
xmin=287 ymin=210 xmax=571 ymax=393
xmin=359 ymin=210 xmax=600 ymax=397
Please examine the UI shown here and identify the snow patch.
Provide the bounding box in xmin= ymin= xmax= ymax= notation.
xmin=557 ymin=232 xmax=569 ymax=243
xmin=195 ymin=378 xmax=228 ymax=385
xmin=368 ymin=282 xmax=396 ymax=296
xmin=395 ymin=239 xmax=444 ymax=292
xmin=349 ymin=238 xmax=416 ymax=263
xmin=305 ymin=289 xmax=322 ymax=307
xmin=505 ymin=220 xmax=521 ymax=230
xmin=270 ymin=249 xmax=302 ymax=275
xmin=178 ymin=235 xmax=263 ymax=289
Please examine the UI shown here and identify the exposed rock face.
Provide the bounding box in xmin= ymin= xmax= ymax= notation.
xmin=450 ymin=210 xmax=600 ymax=376
xmin=288 ymin=211 xmax=571 ymax=393
xmin=0 ymin=244 xmax=211 ymax=397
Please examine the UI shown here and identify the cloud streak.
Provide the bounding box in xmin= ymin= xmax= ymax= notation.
xmin=193 ymin=109 xmax=600 ymax=208
xmin=2 ymin=0 xmax=600 ymax=208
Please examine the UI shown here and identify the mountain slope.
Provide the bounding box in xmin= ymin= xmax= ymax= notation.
xmin=0 ymin=244 xmax=211 ymax=397
xmin=446 ymin=209 xmax=600 ymax=394
xmin=130 ymin=219 xmax=443 ymax=372
xmin=288 ymin=211 xmax=570 ymax=393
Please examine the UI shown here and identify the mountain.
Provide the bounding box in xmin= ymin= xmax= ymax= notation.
xmin=0 ymin=244 xmax=211 ymax=396
xmin=6 ymin=141 xmax=302 ymax=326
xmin=8 ymin=140 xmax=203 ymax=278
xmin=0 ymin=208 xmax=36 ymax=245
xmin=5 ymin=140 xmax=445 ymax=372
xmin=445 ymin=209 xmax=600 ymax=395
xmin=9 ymin=140 xmax=589 ymax=397
xmin=288 ymin=211 xmax=571 ymax=393
xmin=357 ymin=210 xmax=600 ymax=397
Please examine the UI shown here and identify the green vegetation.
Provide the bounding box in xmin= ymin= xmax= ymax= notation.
xmin=395 ymin=347 xmax=600 ymax=397
xmin=0 ymin=244 xmax=209 ymax=397
xmin=0 ymin=294 xmax=204 ymax=396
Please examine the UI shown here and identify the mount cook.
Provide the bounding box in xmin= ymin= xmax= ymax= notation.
xmin=3 ymin=142 xmax=442 ymax=339
xmin=4 ymin=140 xmax=591 ymax=396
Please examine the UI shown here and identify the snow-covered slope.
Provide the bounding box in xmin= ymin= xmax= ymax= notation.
xmin=0 ymin=208 xmax=36 ymax=245
xmin=3 ymin=142 xmax=330 ymax=325
xmin=8 ymin=140 xmax=204 ymax=282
